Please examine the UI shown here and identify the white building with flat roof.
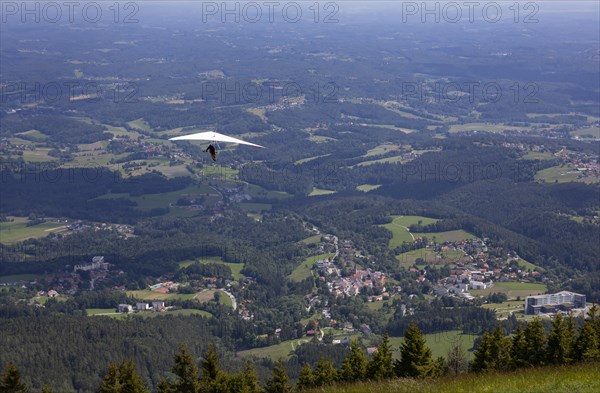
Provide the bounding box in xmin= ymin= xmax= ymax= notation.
xmin=525 ymin=291 xmax=586 ymax=314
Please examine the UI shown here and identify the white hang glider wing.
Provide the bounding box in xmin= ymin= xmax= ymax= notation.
xmin=169 ymin=131 xmax=266 ymax=148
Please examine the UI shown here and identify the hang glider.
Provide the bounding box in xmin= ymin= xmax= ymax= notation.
xmin=169 ymin=131 xmax=266 ymax=149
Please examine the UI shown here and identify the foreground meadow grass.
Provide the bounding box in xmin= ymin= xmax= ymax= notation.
xmin=305 ymin=362 xmax=600 ymax=393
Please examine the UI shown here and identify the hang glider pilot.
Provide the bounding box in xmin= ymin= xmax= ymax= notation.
xmin=205 ymin=144 xmax=217 ymax=161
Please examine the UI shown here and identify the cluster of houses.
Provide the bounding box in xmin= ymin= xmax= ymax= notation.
xmin=149 ymin=281 xmax=179 ymax=294
xmin=118 ymin=301 xmax=166 ymax=313
xmin=326 ymin=269 xmax=388 ymax=299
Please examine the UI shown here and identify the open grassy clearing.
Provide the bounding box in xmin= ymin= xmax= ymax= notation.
xmin=294 ymin=154 xmax=332 ymax=164
xmin=380 ymin=216 xmax=440 ymax=249
xmin=363 ymin=144 xmax=401 ymax=157
xmin=0 ymin=217 xmax=66 ymax=244
xmin=389 ymin=330 xmax=478 ymax=360
xmin=289 ymin=253 xmax=336 ymax=282
xmin=238 ymin=331 xmax=362 ymax=360
xmin=355 ymin=155 xmax=406 ymax=167
xmin=237 ymin=338 xmax=312 ymax=360
xmin=413 ymin=230 xmax=477 ymax=243
xmin=178 ymin=257 xmax=244 ymax=280
xmin=22 ymin=148 xmax=57 ymax=162
xmin=356 ymin=184 xmax=382 ymax=192
xmin=0 ymin=274 xmax=43 ymax=284
xmin=15 ymin=129 xmax=48 ymax=140
xmin=126 ymin=290 xmax=199 ymax=301
xmin=471 ymin=282 xmax=547 ymax=299
xmin=571 ymin=126 xmax=600 ymax=139
xmin=520 ymin=151 xmax=555 ymax=160
xmin=246 ymin=184 xmax=291 ymax=200
xmin=514 ymin=258 xmax=545 ymax=272
xmin=127 ymin=118 xmax=153 ymax=132
xmin=535 ymin=164 xmax=599 ymax=184
xmin=300 ymin=234 xmax=322 ymax=244
xmin=309 ymin=188 xmax=337 ymax=196
xmin=396 ymin=248 xmax=439 ymax=267
xmin=201 ymin=165 xmax=239 ymax=180
xmin=449 ymin=123 xmax=531 ymax=133
xmin=481 ymin=300 xmax=525 ymax=319
xmin=194 ymin=289 xmax=232 ymax=307
xmin=136 ymin=309 xmax=214 ymax=318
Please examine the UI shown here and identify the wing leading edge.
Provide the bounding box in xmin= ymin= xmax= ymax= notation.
xmin=169 ymin=131 xmax=266 ymax=148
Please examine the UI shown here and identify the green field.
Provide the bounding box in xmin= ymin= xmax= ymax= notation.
xmin=389 ymin=330 xmax=478 ymax=360
xmin=201 ymin=165 xmax=239 ymax=180
xmin=481 ymin=300 xmax=525 ymax=319
xmin=246 ymin=184 xmax=291 ymax=200
xmin=396 ymin=248 xmax=439 ymax=267
xmin=355 ymin=155 xmax=406 ymax=167
xmin=22 ymin=148 xmax=58 ymax=162
xmin=238 ymin=202 xmax=272 ymax=212
xmin=178 ymin=257 xmax=244 ymax=279
xmin=0 ymin=274 xmax=43 ymax=284
xmin=194 ymin=289 xmax=232 ymax=307
xmin=294 ymin=154 xmax=332 ymax=164
xmin=288 ymin=253 xmax=336 ymax=282
xmin=514 ymin=258 xmax=545 ymax=272
xmin=363 ymin=144 xmax=401 ymax=157
xmin=304 ymin=362 xmax=600 ymax=393
xmin=309 ymin=188 xmax=337 ymax=196
xmin=136 ymin=309 xmax=213 ymax=318
xmin=126 ymin=290 xmax=199 ymax=301
xmin=571 ymin=126 xmax=600 ymax=139
xmin=535 ymin=164 xmax=598 ymax=184
xmin=237 ymin=338 xmax=312 ymax=359
xmin=471 ymin=282 xmax=547 ymax=299
xmin=356 ymin=184 xmax=382 ymax=192
xmin=520 ymin=151 xmax=555 ymax=160
xmin=449 ymin=123 xmax=530 ymax=133
xmin=0 ymin=217 xmax=66 ymax=244
xmin=380 ymin=216 xmax=440 ymax=249
xmin=413 ymin=230 xmax=477 ymax=244
xmin=127 ymin=118 xmax=153 ymax=132
xmin=300 ymin=235 xmax=322 ymax=244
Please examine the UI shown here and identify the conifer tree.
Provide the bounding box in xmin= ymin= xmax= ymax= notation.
xmin=98 ymin=363 xmax=121 ymax=393
xmin=575 ymin=318 xmax=600 ymax=361
xmin=172 ymin=343 xmax=201 ymax=393
xmin=510 ymin=324 xmax=528 ymax=369
xmin=489 ymin=326 xmax=511 ymax=370
xmin=296 ymin=364 xmax=314 ymax=391
xmin=265 ymin=359 xmax=291 ymax=393
xmin=340 ymin=339 xmax=367 ymax=382
xmin=156 ymin=379 xmax=173 ymax=393
xmin=0 ymin=363 xmax=29 ymax=393
xmin=394 ymin=322 xmax=433 ymax=377
xmin=201 ymin=343 xmax=221 ymax=386
xmin=564 ymin=313 xmax=577 ymax=363
xmin=313 ymin=356 xmax=337 ymax=386
xmin=118 ymin=360 xmax=149 ymax=393
xmin=41 ymin=386 xmax=53 ymax=393
xmin=546 ymin=313 xmax=570 ymax=364
xmin=524 ymin=318 xmax=546 ymax=365
xmin=367 ymin=332 xmax=394 ymax=380
xmin=241 ymin=361 xmax=263 ymax=393
xmin=470 ymin=331 xmax=494 ymax=372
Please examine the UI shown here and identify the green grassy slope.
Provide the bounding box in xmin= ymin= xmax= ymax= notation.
xmin=305 ymin=362 xmax=600 ymax=393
